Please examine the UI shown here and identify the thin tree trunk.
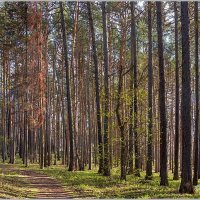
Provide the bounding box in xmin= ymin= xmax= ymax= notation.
xmin=128 ymin=1 xmax=134 ymax=175
xmin=173 ymin=1 xmax=179 ymax=181
xmin=87 ymin=2 xmax=103 ymax=174
xmin=102 ymin=1 xmax=110 ymax=176
xmin=24 ymin=3 xmax=28 ymax=167
xmin=116 ymin=66 xmax=126 ymax=181
xmin=146 ymin=1 xmax=153 ymax=179
xmin=156 ymin=1 xmax=168 ymax=186
xmin=60 ymin=2 xmax=74 ymax=171
xmin=131 ymin=2 xmax=140 ymax=177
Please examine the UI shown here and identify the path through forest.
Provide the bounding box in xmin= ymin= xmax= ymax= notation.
xmin=17 ymin=170 xmax=72 ymax=199
xmin=0 ymin=164 xmax=74 ymax=199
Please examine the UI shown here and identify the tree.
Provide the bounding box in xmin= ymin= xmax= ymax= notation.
xmin=116 ymin=3 xmax=128 ymax=180
xmin=156 ymin=1 xmax=168 ymax=186
xmin=60 ymin=2 xmax=74 ymax=171
xmin=146 ymin=1 xmax=153 ymax=180
xmin=116 ymin=65 xmax=126 ymax=180
xmin=2 ymin=3 xmax=200 ymax=197
xmin=179 ymin=2 xmax=194 ymax=194
xmin=193 ymin=1 xmax=199 ymax=186
xmin=130 ymin=1 xmax=140 ymax=177
xmin=128 ymin=1 xmax=134 ymax=175
xmin=24 ymin=3 xmax=28 ymax=168
xmin=102 ymin=1 xmax=110 ymax=176
xmin=87 ymin=2 xmax=104 ymax=174
xmin=173 ymin=1 xmax=179 ymax=181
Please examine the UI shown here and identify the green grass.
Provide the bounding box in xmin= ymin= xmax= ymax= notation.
xmin=27 ymin=165 xmax=200 ymax=199
xmin=0 ymin=164 xmax=37 ymax=198
xmin=2 ymin=159 xmax=200 ymax=199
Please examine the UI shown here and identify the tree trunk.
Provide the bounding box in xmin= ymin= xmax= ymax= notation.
xmin=131 ymin=2 xmax=140 ymax=177
xmin=156 ymin=1 xmax=168 ymax=186
xmin=60 ymin=2 xmax=74 ymax=171
xmin=102 ymin=2 xmax=110 ymax=176
xmin=24 ymin=3 xmax=28 ymax=167
xmin=116 ymin=66 xmax=126 ymax=181
xmin=179 ymin=1 xmax=194 ymax=194
xmin=173 ymin=1 xmax=179 ymax=181
xmin=146 ymin=1 xmax=153 ymax=180
xmin=193 ymin=1 xmax=199 ymax=186
xmin=87 ymin=2 xmax=104 ymax=174
xmin=128 ymin=1 xmax=134 ymax=175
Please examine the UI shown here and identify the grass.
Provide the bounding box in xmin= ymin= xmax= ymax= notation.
xmin=0 ymin=164 xmax=37 ymax=198
xmin=1 ymin=159 xmax=200 ymax=198
xmin=28 ymin=165 xmax=200 ymax=199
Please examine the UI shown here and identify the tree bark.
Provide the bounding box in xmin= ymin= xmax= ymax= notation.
xmin=156 ymin=1 xmax=168 ymax=186
xmin=102 ymin=1 xmax=110 ymax=176
xmin=146 ymin=1 xmax=153 ymax=179
xmin=173 ymin=1 xmax=179 ymax=181
xmin=60 ymin=2 xmax=74 ymax=171
xmin=116 ymin=66 xmax=126 ymax=181
xmin=87 ymin=2 xmax=104 ymax=173
xmin=179 ymin=1 xmax=194 ymax=194
xmin=193 ymin=1 xmax=199 ymax=186
xmin=132 ymin=2 xmax=140 ymax=177
xmin=128 ymin=1 xmax=134 ymax=175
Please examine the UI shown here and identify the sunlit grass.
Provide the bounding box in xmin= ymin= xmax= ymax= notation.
xmin=28 ymin=164 xmax=200 ymax=198
xmin=0 ymin=163 xmax=37 ymax=198
xmin=1 ymin=158 xmax=200 ymax=198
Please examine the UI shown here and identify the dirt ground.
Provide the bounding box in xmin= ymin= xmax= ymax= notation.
xmin=0 ymin=164 xmax=73 ymax=199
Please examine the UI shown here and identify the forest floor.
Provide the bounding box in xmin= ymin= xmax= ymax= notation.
xmin=0 ymin=163 xmax=74 ymax=198
xmin=1 ymin=162 xmax=200 ymax=198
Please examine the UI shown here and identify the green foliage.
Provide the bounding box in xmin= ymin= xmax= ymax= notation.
xmin=29 ymin=165 xmax=200 ymax=198
xmin=1 ymin=162 xmax=200 ymax=198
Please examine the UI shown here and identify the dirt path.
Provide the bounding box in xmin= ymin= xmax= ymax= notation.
xmin=0 ymin=164 xmax=73 ymax=199
xmin=18 ymin=169 xmax=72 ymax=199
